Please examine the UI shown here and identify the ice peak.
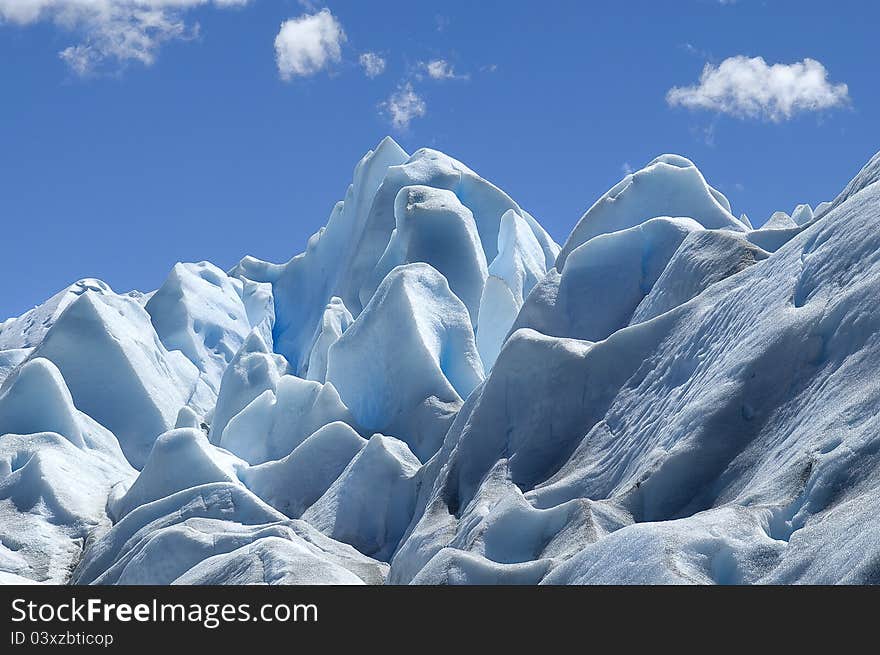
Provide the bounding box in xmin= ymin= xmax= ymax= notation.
xmin=374 ymin=135 xmax=407 ymax=158
xmin=557 ymin=153 xmax=746 ymax=268
xmin=0 ymin=357 xmax=84 ymax=448
xmin=646 ymin=153 xmax=697 ymax=169
xmin=109 ymin=427 xmax=242 ymax=519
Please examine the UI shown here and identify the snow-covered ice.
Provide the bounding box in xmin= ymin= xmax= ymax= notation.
xmin=240 ymin=421 xmax=367 ymax=518
xmin=0 ymin=359 xmax=134 ymax=583
xmin=146 ymin=261 xmax=254 ymax=395
xmin=219 ymin=374 xmax=356 ymax=465
xmin=28 ymin=291 xmax=214 ymax=468
xmin=325 ymin=263 xmax=483 ymax=460
xmin=556 ymin=154 xmax=747 ymax=269
xmin=302 ymin=433 xmax=421 ymax=561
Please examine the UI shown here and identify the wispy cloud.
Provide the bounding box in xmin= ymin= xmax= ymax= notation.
xmin=0 ymin=0 xmax=250 ymax=75
xmin=689 ymin=120 xmax=718 ymax=147
xmin=359 ymin=51 xmax=386 ymax=78
xmin=380 ymin=82 xmax=426 ymax=130
xmin=667 ymin=56 xmax=850 ymax=122
xmin=679 ymin=42 xmax=712 ymax=60
xmin=275 ymin=9 xmax=346 ymax=81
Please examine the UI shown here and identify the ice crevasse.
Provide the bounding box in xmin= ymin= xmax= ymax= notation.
xmin=2 ymin=137 xmax=880 ymax=585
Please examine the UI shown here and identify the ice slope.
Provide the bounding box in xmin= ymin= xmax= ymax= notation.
xmin=109 ymin=428 xmax=245 ymax=519
xmin=146 ymin=262 xmax=254 ymax=394
xmin=325 ymin=264 xmax=484 ymax=460
xmin=0 ymin=278 xmax=113 ymax=352
xmin=219 ymin=374 xmax=356 ymax=465
xmin=302 ymin=434 xmax=421 ymax=561
xmin=0 ymin=359 xmax=134 ymax=583
xmin=629 ymin=230 xmax=769 ymax=324
xmin=541 ymin=505 xmax=784 ymax=584
xmin=236 ymin=278 xmax=276 ymax=347
xmin=0 ymin=349 xmax=30 ymax=388
xmin=240 ymin=422 xmax=367 ymax=517
xmin=362 ymin=186 xmax=488 ymax=327
xmin=28 ymin=291 xmax=214 ymax=469
xmin=0 ymin=279 xmax=120 ymax=388
xmin=514 ymin=217 xmax=703 ymax=342
xmin=1 ymin=359 xmax=85 ymax=449
xmin=305 ymin=297 xmax=353 ymax=383
xmin=0 ymin=433 xmax=133 ymax=583
xmin=477 ymin=210 xmax=558 ymax=370
xmin=73 ymin=483 xmax=387 ymax=585
xmin=209 ymin=330 xmax=289 ymax=444
xmin=172 ymin=537 xmax=365 ymax=585
xmin=0 ymin=359 xmax=133 ymax=467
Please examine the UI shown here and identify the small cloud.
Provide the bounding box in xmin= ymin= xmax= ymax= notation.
xmin=667 ymin=55 xmax=850 ymax=122
xmin=274 ymin=8 xmax=346 ymax=81
xmin=381 ymin=82 xmax=426 ymax=130
xmin=418 ymin=58 xmax=468 ymax=81
xmin=435 ymin=15 xmax=450 ymax=32
xmin=621 ymin=162 xmax=634 ymax=175
xmin=480 ymin=63 xmax=499 ymax=73
xmin=359 ymin=51 xmax=386 ymax=78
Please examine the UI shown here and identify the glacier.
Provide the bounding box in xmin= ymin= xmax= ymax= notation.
xmin=2 ymin=137 xmax=880 ymax=585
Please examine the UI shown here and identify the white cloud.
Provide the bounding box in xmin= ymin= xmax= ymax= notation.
xmin=667 ymin=55 xmax=850 ymax=122
xmin=420 ymin=58 xmax=466 ymax=80
xmin=359 ymin=51 xmax=385 ymax=78
xmin=621 ymin=162 xmax=634 ymax=175
xmin=381 ymin=82 xmax=426 ymax=130
xmin=274 ymin=9 xmax=346 ymax=81
xmin=0 ymin=0 xmax=249 ymax=75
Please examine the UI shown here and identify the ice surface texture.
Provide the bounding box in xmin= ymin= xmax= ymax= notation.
xmin=3 ymin=137 xmax=880 ymax=585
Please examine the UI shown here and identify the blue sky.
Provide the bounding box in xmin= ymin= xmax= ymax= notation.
xmin=1 ymin=0 xmax=877 ymax=320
